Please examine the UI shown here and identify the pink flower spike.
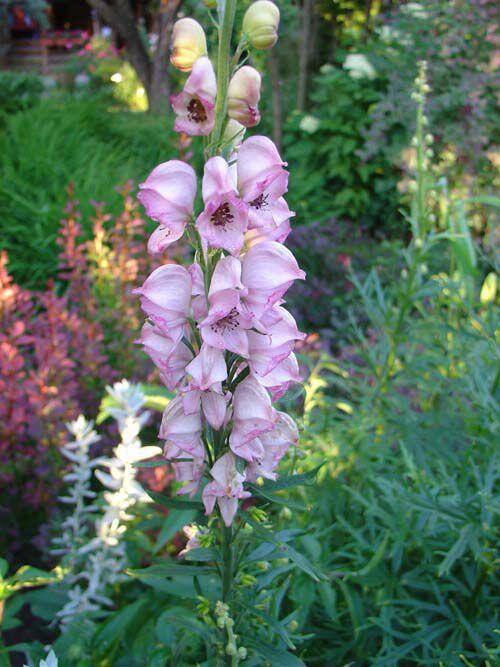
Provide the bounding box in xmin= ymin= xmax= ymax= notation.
xmin=171 ymin=56 xmax=216 ymax=136
xmin=202 ymin=453 xmax=250 ymax=526
xmin=229 ymin=375 xmax=277 ymax=460
xmin=159 ymin=395 xmax=204 ymax=459
xmin=138 ymin=160 xmax=196 ymax=254
xmin=134 ymin=264 xmax=192 ymax=341
xmin=227 ymin=66 xmax=261 ymax=128
xmin=138 ymin=321 xmax=193 ymax=390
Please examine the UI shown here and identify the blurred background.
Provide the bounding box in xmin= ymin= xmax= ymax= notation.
xmin=0 ymin=1 xmax=498 ymax=664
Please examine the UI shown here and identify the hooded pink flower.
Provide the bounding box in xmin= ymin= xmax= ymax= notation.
xmin=237 ymin=136 xmax=294 ymax=231
xmin=138 ymin=321 xmax=193 ymax=390
xmin=188 ymin=263 xmax=208 ymax=320
xmin=134 ymin=264 xmax=192 ymax=341
xmin=227 ymin=66 xmax=261 ymax=128
xmin=247 ymin=305 xmax=305 ymax=377
xmin=196 ymin=157 xmax=248 ymax=255
xmin=183 ymin=344 xmax=229 ymax=429
xmin=171 ymin=56 xmax=216 ymax=136
xmin=246 ymin=412 xmax=298 ymax=482
xmin=172 ymin=457 xmax=206 ymax=497
xmin=138 ymin=160 xmax=196 ymax=254
xmin=242 ymin=241 xmax=305 ymax=317
xmin=256 ymin=351 xmax=301 ymax=401
xmin=202 ymin=452 xmax=251 ymax=526
xmin=229 ymin=375 xmax=277 ymax=461
xmin=159 ymin=395 xmax=204 ymax=459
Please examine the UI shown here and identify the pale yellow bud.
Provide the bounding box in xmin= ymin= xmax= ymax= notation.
xmin=171 ymin=18 xmax=207 ymax=72
xmin=242 ymin=1 xmax=280 ymax=50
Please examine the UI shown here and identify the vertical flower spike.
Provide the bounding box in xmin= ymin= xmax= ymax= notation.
xmin=227 ymin=66 xmax=261 ymax=127
xmin=171 ymin=57 xmax=217 ymax=136
xmin=137 ymin=160 xmax=197 ymax=254
xmin=171 ymin=18 xmax=208 ymax=72
xmin=243 ymin=0 xmax=280 ymax=50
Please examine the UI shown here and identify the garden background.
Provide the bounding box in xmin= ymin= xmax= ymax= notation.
xmin=0 ymin=0 xmax=498 ymax=665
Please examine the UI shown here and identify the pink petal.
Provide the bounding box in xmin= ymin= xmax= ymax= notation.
xmin=202 ymin=156 xmax=238 ymax=203
xmin=186 ymin=343 xmax=227 ymax=390
xmin=201 ymin=390 xmax=228 ymax=430
xmin=196 ymin=194 xmax=249 ymax=255
xmin=237 ymin=136 xmax=286 ymax=202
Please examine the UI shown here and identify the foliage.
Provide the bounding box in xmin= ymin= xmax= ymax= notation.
xmin=0 ymin=186 xmax=161 ymax=563
xmin=0 ymin=96 xmax=185 ymax=287
xmin=282 ymin=65 xmax=400 ymax=234
xmin=0 ymin=71 xmax=44 ymax=117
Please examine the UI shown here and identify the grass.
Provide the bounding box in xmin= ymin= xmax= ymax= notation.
xmin=0 ymin=94 xmax=180 ymax=287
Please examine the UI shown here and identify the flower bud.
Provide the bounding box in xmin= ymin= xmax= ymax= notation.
xmin=227 ymin=66 xmax=261 ymax=127
xmin=222 ymin=119 xmax=246 ymax=151
xmin=171 ymin=18 xmax=207 ymax=72
xmin=242 ymin=1 xmax=280 ymax=50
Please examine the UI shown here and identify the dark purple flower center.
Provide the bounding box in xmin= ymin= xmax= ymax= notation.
xmin=187 ymin=98 xmax=207 ymax=123
xmin=250 ymin=193 xmax=269 ymax=210
xmin=210 ymin=202 xmax=234 ymax=229
xmin=211 ymin=307 xmax=240 ymax=333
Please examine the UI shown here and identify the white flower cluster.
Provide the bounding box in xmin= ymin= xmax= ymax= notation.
xmin=51 ymin=416 xmax=100 ymax=566
xmin=55 ymin=381 xmax=161 ymax=626
xmin=24 ymin=650 xmax=58 ymax=667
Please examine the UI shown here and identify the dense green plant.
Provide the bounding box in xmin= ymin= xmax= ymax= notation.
xmin=282 ymin=65 xmax=400 ymax=233
xmin=0 ymin=72 xmax=44 ymax=117
xmin=0 ymin=96 xmax=188 ymax=287
xmin=284 ymin=62 xmax=499 ymax=665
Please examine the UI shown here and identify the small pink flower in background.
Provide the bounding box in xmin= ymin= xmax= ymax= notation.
xmin=133 ymin=264 xmax=192 ymax=341
xmin=160 ymin=395 xmax=204 ymax=459
xmin=202 ymin=452 xmax=251 ymax=526
xmin=138 ymin=160 xmax=197 ymax=254
xmin=229 ymin=375 xmax=277 ymax=460
xmin=227 ymin=66 xmax=261 ymax=127
xmin=196 ymin=157 xmax=249 ymax=255
xmin=171 ymin=57 xmax=217 ymax=136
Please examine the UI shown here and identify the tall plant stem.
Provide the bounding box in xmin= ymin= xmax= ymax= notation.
xmin=210 ymin=0 xmax=238 ymax=154
xmin=221 ymin=524 xmax=233 ymax=602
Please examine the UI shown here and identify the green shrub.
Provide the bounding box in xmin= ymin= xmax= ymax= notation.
xmin=282 ymin=65 xmax=400 ymax=234
xmin=0 ymin=96 xmax=187 ymax=287
xmin=0 ymin=71 xmax=44 ymax=116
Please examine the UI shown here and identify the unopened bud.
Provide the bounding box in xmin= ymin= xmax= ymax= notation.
xmin=222 ymin=119 xmax=246 ymax=151
xmin=238 ymin=647 xmax=247 ymax=659
xmin=243 ymin=1 xmax=280 ymax=50
xmin=227 ymin=66 xmax=261 ymax=127
xmin=226 ymin=643 xmax=237 ymax=656
xmin=171 ymin=18 xmax=207 ymax=72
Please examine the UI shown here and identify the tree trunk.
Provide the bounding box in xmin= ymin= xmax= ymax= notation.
xmin=149 ymin=0 xmax=181 ymax=114
xmin=296 ymin=0 xmax=313 ymax=111
xmin=268 ymin=49 xmax=282 ymax=151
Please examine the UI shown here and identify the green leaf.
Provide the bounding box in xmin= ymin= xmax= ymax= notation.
xmin=183 ymin=548 xmax=220 ymax=562
xmin=258 ymin=463 xmax=325 ymax=493
xmin=246 ymin=638 xmax=305 ymax=666
xmin=93 ymin=599 xmax=148 ymax=656
xmin=438 ymin=524 xmax=475 ymax=577
xmin=154 ymin=510 xmax=197 ymax=553
xmin=133 ymin=459 xmax=169 ymax=468
xmin=140 ymin=383 xmax=173 ymax=412
xmin=248 ymin=484 xmax=308 ymax=511
xmin=146 ymin=490 xmax=204 ymax=511
xmin=0 ymin=559 xmax=7 ymax=579
xmin=128 ymin=562 xmax=216 ymax=578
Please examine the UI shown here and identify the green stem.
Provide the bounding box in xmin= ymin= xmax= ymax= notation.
xmin=210 ymin=0 xmax=238 ymax=155
xmin=222 ymin=523 xmax=233 ymax=602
